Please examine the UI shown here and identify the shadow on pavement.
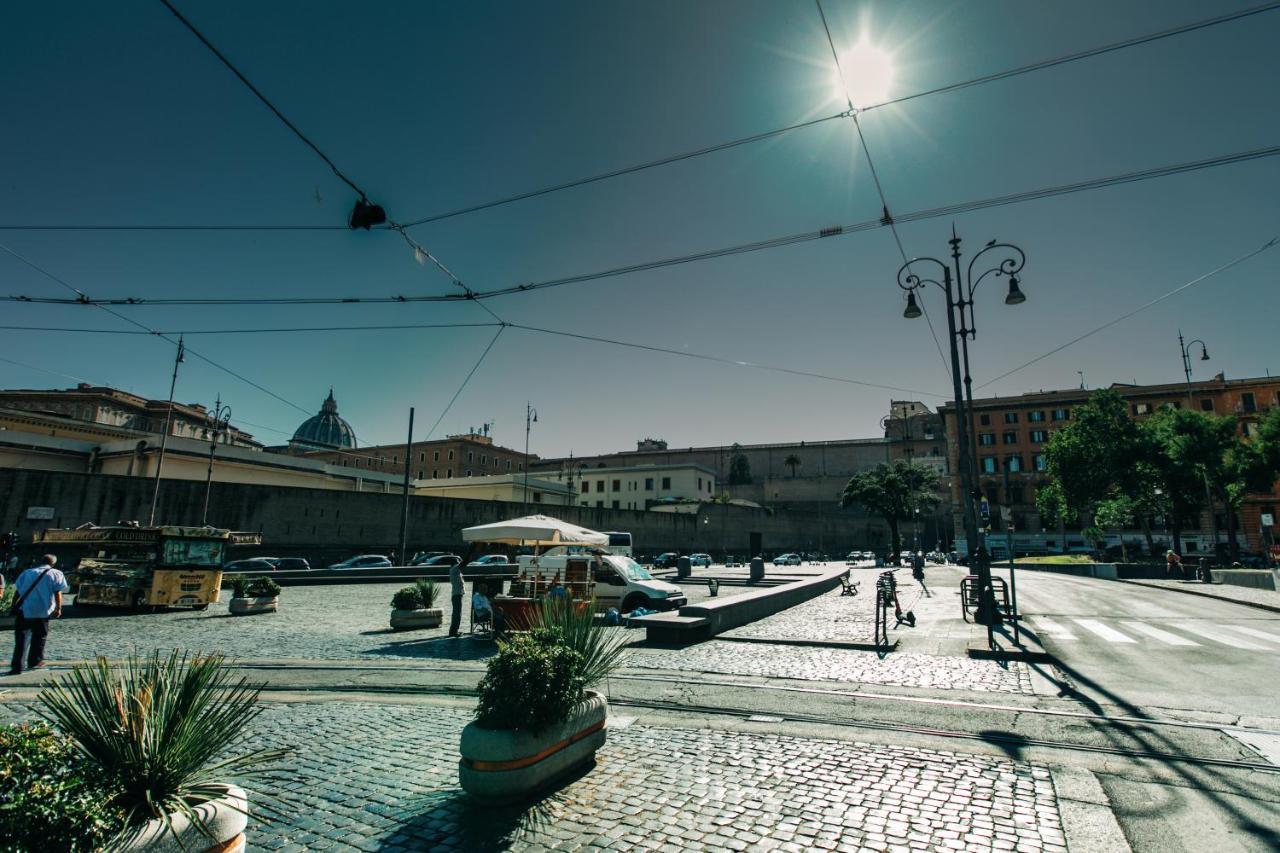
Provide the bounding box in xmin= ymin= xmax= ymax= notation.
xmin=379 ymin=763 xmax=593 ymax=852
xmin=364 ymin=635 xmax=498 ymax=662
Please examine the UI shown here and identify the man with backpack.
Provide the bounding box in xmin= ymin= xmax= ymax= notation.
xmin=8 ymin=554 xmax=69 ymax=676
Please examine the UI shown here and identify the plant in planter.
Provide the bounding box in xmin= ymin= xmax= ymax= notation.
xmin=0 ymin=584 xmax=15 ymax=630
xmin=389 ymin=578 xmax=442 ymax=631
xmin=229 ymin=576 xmax=281 ymax=616
xmin=458 ymin=598 xmax=628 ymax=802
xmin=39 ymin=651 xmax=286 ymax=851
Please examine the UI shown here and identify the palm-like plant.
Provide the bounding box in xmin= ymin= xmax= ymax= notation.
xmin=39 ymin=651 xmax=285 ymax=843
xmin=535 ymin=598 xmax=628 ymax=688
xmin=784 ymin=454 xmax=802 ymax=478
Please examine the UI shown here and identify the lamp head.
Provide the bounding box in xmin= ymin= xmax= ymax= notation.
xmin=903 ymin=291 xmax=923 ymax=319
xmin=1199 ymin=345 xmax=1209 ymax=361
xmin=348 ymin=198 xmax=386 ymax=230
xmin=1004 ymin=275 xmax=1026 ymax=305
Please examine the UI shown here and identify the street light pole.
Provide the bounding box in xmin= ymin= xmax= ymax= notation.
xmin=200 ymin=395 xmax=232 ymax=526
xmin=1178 ymin=331 xmax=1222 ymax=562
xmin=897 ymin=230 xmax=1026 ymax=625
xmin=148 ymin=335 xmax=185 ymax=527
xmin=523 ymin=402 xmax=538 ymax=512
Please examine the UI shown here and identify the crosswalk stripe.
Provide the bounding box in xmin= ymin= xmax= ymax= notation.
xmin=1119 ymin=621 xmax=1199 ymax=646
xmin=1219 ymin=625 xmax=1280 ymax=645
xmin=1073 ymin=619 xmax=1136 ymax=643
xmin=1030 ymin=617 xmax=1077 ymax=639
xmin=1173 ymin=623 xmax=1269 ymax=650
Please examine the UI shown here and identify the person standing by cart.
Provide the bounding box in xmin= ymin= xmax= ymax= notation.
xmin=8 ymin=554 xmax=68 ymax=676
xmin=448 ymin=560 xmax=464 ymax=637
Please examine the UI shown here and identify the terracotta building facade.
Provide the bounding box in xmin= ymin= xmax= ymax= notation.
xmin=302 ymin=431 xmax=533 ymax=481
xmin=938 ymin=373 xmax=1280 ymax=556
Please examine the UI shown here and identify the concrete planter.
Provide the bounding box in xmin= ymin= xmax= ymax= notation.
xmin=228 ymin=595 xmax=278 ymax=616
xmin=389 ymin=607 xmax=443 ymax=631
xmin=459 ymin=690 xmax=608 ymax=803
xmin=123 ymin=784 xmax=248 ymax=852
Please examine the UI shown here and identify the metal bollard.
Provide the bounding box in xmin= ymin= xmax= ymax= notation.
xmin=677 ymin=556 xmax=691 ymax=579
xmin=749 ymin=556 xmax=765 ymax=582
xmin=708 ymin=578 xmax=719 ymax=597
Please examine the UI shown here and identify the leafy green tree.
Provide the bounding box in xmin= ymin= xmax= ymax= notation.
xmin=1094 ymin=495 xmax=1137 ymax=561
xmin=728 ymin=443 xmax=752 ymax=485
xmin=783 ymin=454 xmax=802 ymax=478
xmin=1040 ymin=390 xmax=1144 ymax=521
xmin=840 ymin=460 xmax=941 ymax=562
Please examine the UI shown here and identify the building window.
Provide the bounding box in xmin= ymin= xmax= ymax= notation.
xmin=419 ymin=452 xmax=425 ymax=462
xmin=981 ymin=457 xmax=996 ymax=473
xmin=480 ymin=454 xmax=487 ymax=465
xmin=1052 ymin=408 xmax=1070 ymax=421
xmin=1200 ymin=399 xmax=1214 ymax=412
xmin=432 ymin=470 xmax=439 ymax=479
xmin=979 ymin=433 xmax=996 ymax=446
xmin=1030 ymin=430 xmax=1048 ymax=443
xmin=416 ymin=470 xmax=422 ymax=479
xmin=468 ymin=451 xmax=474 ymax=462
xmin=697 ymin=477 xmax=702 ymax=490
xmin=392 ymin=455 xmax=398 ymax=464
xmin=1033 ymin=454 xmax=1047 ymax=471
xmin=1007 ymin=456 xmax=1022 ymax=472
xmin=506 ymin=460 xmax=511 ymax=469
xmin=1002 ymin=431 xmax=1017 ymax=445
xmin=980 ymin=414 xmax=991 ymax=426
xmin=1009 ymin=485 xmax=1024 ymax=503
xmin=596 ymin=501 xmax=603 ymax=508
xmin=1004 ymin=412 xmax=1019 ymax=424
xmin=596 ymin=480 xmax=605 ymax=493
xmin=612 ymin=479 xmax=621 ymax=492
xmin=611 ymin=500 xmax=620 ymax=510
xmin=581 ymin=481 xmax=589 ymax=493
xmin=662 ymin=477 xmax=671 ymax=490
xmin=448 ymin=450 xmax=454 ymax=461
xmin=1241 ymin=392 xmax=1257 ymax=413
xmin=433 ymin=451 xmax=440 ymax=462
xmin=645 ymin=477 xmax=654 ymax=490
xmin=1028 ymin=411 xmax=1045 ymax=422
xmin=446 ymin=468 xmax=452 ymax=477
xmin=465 ymin=469 xmax=472 ymax=477
xmin=533 ymin=493 xmax=542 ymax=503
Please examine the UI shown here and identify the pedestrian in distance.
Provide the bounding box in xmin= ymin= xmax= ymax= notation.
xmin=447 ymin=559 xmax=464 ymax=637
xmin=1165 ymin=550 xmax=1182 ymax=580
xmin=912 ymin=551 xmax=930 ymax=597
xmin=8 ymin=554 xmax=69 ymax=676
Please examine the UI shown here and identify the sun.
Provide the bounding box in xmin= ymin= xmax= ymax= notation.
xmin=834 ymin=40 xmax=895 ymax=109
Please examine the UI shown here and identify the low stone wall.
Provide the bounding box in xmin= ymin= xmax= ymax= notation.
xmin=635 ymin=566 xmax=846 ymax=645
xmin=1010 ymin=562 xmax=1167 ymax=580
xmin=1210 ymin=569 xmax=1277 ymax=591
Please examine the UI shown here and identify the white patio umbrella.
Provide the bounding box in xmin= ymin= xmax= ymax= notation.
xmin=461 ymin=514 xmax=608 ymax=547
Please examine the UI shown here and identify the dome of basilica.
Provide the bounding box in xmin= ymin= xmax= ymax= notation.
xmin=291 ymin=390 xmax=358 ymax=450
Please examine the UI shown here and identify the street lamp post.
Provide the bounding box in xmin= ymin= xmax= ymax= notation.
xmin=897 ymin=227 xmax=1027 ymax=625
xmin=200 ymin=395 xmax=232 ymax=527
xmin=1178 ymin=331 xmax=1223 ymax=562
xmin=523 ymin=402 xmax=538 ymax=512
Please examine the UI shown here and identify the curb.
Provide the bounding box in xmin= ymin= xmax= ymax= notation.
xmin=716 ymin=635 xmax=898 ymax=653
xmin=966 ymin=645 xmax=1054 ymax=663
xmin=1114 ymin=579 xmax=1280 ymax=614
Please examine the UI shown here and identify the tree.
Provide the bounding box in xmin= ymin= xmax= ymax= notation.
xmin=840 ymin=460 xmax=941 ymax=563
xmin=1094 ymin=494 xmax=1137 ymax=562
xmin=783 ymin=454 xmax=802 ymax=478
xmin=1142 ymin=408 xmax=1219 ymax=558
xmin=728 ymin=443 xmax=752 ymax=485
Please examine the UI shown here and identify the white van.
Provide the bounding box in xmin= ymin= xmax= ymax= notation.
xmin=517 ymin=551 xmax=685 ymax=612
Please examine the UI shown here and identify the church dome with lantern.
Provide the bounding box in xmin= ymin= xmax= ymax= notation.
xmin=290 ymin=390 xmax=358 ymax=450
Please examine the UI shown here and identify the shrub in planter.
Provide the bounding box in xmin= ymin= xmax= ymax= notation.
xmin=389 ymin=578 xmax=442 ymax=630
xmin=39 ymin=651 xmax=286 ymax=851
xmin=0 ymin=585 xmax=15 ymax=629
xmin=230 ymin=576 xmax=280 ymax=616
xmin=459 ymin=612 xmax=626 ymax=802
xmin=0 ymin=722 xmax=125 ymax=853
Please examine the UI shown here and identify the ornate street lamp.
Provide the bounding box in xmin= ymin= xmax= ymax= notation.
xmin=523 ymin=403 xmax=538 ymax=511
xmin=1178 ymin=331 xmax=1222 ymax=563
xmin=201 ymin=395 xmax=233 ymax=527
xmin=896 ymin=226 xmax=1027 ymax=625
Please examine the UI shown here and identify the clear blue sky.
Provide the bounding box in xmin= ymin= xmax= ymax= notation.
xmin=2 ymin=0 xmax=1277 ymax=456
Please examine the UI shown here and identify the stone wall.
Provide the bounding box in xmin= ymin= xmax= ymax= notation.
xmin=0 ymin=469 xmax=889 ymax=565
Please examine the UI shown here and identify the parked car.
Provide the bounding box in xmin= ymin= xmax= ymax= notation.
xmin=409 ymin=551 xmax=446 ymax=565
xmin=419 ymin=554 xmax=461 ymax=567
xmin=689 ymin=553 xmax=712 ymax=567
xmin=224 ymin=558 xmax=276 ymax=573
xmin=773 ymin=553 xmax=802 ymax=566
xmin=328 ymin=555 xmax=393 ymax=570
xmin=652 ymin=552 xmax=680 ymax=569
xmin=467 ymin=554 xmax=509 ymax=567
xmin=724 ymin=555 xmax=741 ymax=567
xmin=274 ymin=557 xmax=310 ymax=571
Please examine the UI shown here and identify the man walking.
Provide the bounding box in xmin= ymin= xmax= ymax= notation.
xmin=447 ymin=559 xmax=464 ymax=637
xmin=9 ymin=554 xmax=69 ymax=676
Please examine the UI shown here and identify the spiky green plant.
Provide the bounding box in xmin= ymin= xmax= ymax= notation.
xmin=39 ymin=651 xmax=286 ymax=844
xmin=414 ymin=578 xmax=438 ymax=608
xmin=535 ymin=597 xmax=628 ymax=688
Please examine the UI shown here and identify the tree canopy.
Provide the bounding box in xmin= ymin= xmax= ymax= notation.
xmin=840 ymin=460 xmax=941 ymax=560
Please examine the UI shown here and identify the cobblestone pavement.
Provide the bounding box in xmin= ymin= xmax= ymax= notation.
xmin=627 ymin=641 xmax=1034 ymax=694
xmin=1119 ymin=578 xmax=1280 ymax=611
xmin=0 ymin=700 xmax=1068 ymax=852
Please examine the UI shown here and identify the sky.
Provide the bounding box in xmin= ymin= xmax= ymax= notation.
xmin=2 ymin=0 xmax=1278 ymax=457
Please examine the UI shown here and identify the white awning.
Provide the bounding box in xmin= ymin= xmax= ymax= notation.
xmin=461 ymin=514 xmax=608 ymax=546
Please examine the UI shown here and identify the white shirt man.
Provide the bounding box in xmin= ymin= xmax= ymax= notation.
xmin=9 ymin=554 xmax=69 ymax=675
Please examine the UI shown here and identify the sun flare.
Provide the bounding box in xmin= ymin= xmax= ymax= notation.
xmin=834 ymin=39 xmax=895 ymax=109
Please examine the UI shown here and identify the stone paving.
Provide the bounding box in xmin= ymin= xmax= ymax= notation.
xmin=0 ymin=700 xmax=1068 ymax=852
xmin=627 ymin=642 xmax=1035 ymax=694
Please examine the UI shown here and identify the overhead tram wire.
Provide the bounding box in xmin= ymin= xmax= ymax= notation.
xmin=7 ymin=143 xmax=1279 ymax=310
xmin=422 ymin=327 xmax=506 ymax=441
xmin=0 ymin=322 xmax=505 ymax=336
xmin=815 ymin=0 xmax=952 ymax=383
xmin=977 ymin=234 xmax=1280 ymax=389
xmin=0 ymin=242 xmax=312 ymax=416
xmin=8 ymin=2 xmax=1277 ymax=235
